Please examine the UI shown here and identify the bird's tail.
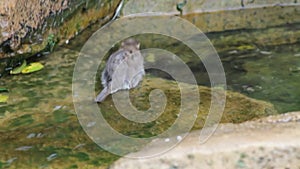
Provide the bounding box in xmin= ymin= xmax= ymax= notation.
xmin=95 ymin=87 xmax=110 ymax=103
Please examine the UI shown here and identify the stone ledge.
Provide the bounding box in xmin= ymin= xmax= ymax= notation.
xmin=110 ymin=111 xmax=300 ymax=169
xmin=123 ymin=0 xmax=300 ymax=32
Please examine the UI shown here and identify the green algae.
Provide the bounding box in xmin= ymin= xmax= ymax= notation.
xmin=53 ymin=110 xmax=70 ymax=123
xmin=73 ymin=152 xmax=90 ymax=161
xmin=9 ymin=114 xmax=34 ymax=128
xmin=220 ymin=43 xmax=300 ymax=113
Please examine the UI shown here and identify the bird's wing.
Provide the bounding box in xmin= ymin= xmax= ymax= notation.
xmin=101 ymin=49 xmax=128 ymax=87
xmin=106 ymin=49 xmax=128 ymax=75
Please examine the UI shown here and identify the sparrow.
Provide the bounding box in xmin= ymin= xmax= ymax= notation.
xmin=95 ymin=38 xmax=145 ymax=102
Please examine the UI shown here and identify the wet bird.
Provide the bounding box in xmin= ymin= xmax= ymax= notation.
xmin=95 ymin=38 xmax=145 ymax=102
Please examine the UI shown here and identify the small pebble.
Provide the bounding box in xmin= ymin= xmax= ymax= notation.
xmin=246 ymin=87 xmax=255 ymax=92
xmin=260 ymin=51 xmax=272 ymax=55
xmin=47 ymin=153 xmax=57 ymax=161
xmin=176 ymin=136 xmax=182 ymax=141
xmin=165 ymin=138 xmax=170 ymax=142
xmin=5 ymin=67 xmax=13 ymax=71
xmin=6 ymin=157 xmax=17 ymax=165
xmin=37 ymin=133 xmax=44 ymax=138
xmin=42 ymin=51 xmax=50 ymax=55
xmin=15 ymin=146 xmax=33 ymax=151
xmin=228 ymin=50 xmax=238 ymax=54
xmin=65 ymin=39 xmax=69 ymax=44
xmin=26 ymin=133 xmax=36 ymax=139
xmin=242 ymin=85 xmax=255 ymax=92
xmin=294 ymin=53 xmax=300 ymax=57
xmin=289 ymin=67 xmax=300 ymax=72
xmin=53 ymin=105 xmax=62 ymax=111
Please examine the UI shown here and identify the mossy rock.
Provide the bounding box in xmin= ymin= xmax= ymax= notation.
xmin=98 ymin=77 xmax=277 ymax=137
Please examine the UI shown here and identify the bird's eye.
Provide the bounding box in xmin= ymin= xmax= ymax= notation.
xmin=129 ymin=50 xmax=133 ymax=54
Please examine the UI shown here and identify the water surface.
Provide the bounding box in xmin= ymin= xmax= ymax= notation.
xmin=0 ymin=21 xmax=299 ymax=167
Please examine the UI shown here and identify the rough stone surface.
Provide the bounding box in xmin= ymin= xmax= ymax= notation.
xmin=123 ymin=0 xmax=300 ymax=15
xmin=0 ymin=0 xmax=68 ymax=49
xmin=0 ymin=0 xmax=122 ymax=59
xmin=110 ymin=111 xmax=300 ymax=169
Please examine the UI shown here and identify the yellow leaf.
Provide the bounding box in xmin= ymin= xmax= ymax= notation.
xmin=10 ymin=60 xmax=27 ymax=75
xmin=0 ymin=94 xmax=8 ymax=103
xmin=21 ymin=62 xmax=44 ymax=74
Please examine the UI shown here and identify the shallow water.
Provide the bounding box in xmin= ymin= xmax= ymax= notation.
xmin=0 ymin=20 xmax=299 ymax=167
xmin=196 ymin=42 xmax=300 ymax=113
xmin=0 ymin=48 xmax=119 ymax=168
xmin=226 ymin=43 xmax=300 ymax=113
xmin=133 ymin=34 xmax=300 ymax=113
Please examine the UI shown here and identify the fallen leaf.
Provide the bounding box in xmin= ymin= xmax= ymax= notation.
xmin=21 ymin=62 xmax=44 ymax=74
xmin=10 ymin=60 xmax=27 ymax=75
xmin=0 ymin=94 xmax=9 ymax=103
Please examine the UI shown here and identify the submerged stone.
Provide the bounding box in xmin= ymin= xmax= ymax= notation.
xmin=97 ymin=77 xmax=277 ymax=138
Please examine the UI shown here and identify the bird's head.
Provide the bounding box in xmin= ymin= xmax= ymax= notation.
xmin=121 ymin=38 xmax=140 ymax=52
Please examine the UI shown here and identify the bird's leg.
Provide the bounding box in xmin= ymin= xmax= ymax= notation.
xmin=129 ymin=70 xmax=144 ymax=88
xmin=124 ymin=79 xmax=130 ymax=89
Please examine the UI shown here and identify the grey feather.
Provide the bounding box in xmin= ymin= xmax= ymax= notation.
xmin=95 ymin=86 xmax=110 ymax=102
